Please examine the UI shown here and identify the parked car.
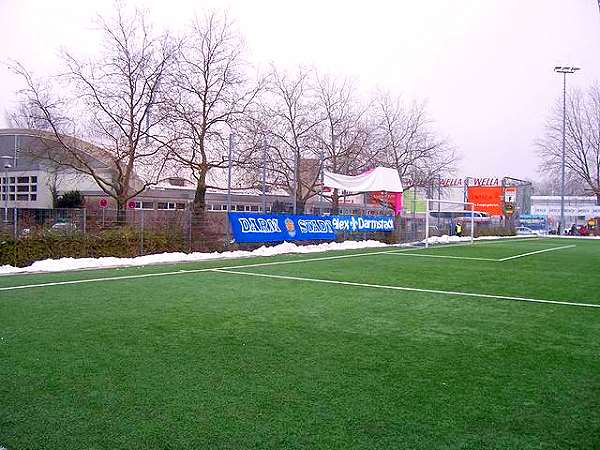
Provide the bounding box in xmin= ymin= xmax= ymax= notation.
xmin=515 ymin=226 xmax=541 ymax=236
xmin=49 ymin=221 xmax=78 ymax=234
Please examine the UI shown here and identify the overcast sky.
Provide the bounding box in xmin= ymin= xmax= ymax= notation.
xmin=1 ymin=0 xmax=599 ymax=180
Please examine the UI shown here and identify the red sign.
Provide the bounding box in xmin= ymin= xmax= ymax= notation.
xmin=128 ymin=200 xmax=136 ymax=209
xmin=467 ymin=186 xmax=503 ymax=216
xmin=369 ymin=191 xmax=395 ymax=207
xmin=98 ymin=198 xmax=109 ymax=209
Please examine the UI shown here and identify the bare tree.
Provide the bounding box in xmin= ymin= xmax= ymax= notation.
xmin=538 ymin=86 xmax=600 ymax=205
xmin=10 ymin=6 xmax=175 ymax=220
xmin=162 ymin=12 xmax=261 ymax=223
xmin=313 ymin=75 xmax=373 ymax=213
xmin=372 ymin=92 xmax=456 ymax=191
xmin=254 ymin=67 xmax=325 ymax=213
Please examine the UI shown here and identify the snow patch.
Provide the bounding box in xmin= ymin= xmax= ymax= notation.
xmin=2 ymin=233 xmax=578 ymax=276
xmin=0 ymin=240 xmax=389 ymax=275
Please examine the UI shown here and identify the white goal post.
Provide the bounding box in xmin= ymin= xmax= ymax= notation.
xmin=425 ymin=199 xmax=475 ymax=248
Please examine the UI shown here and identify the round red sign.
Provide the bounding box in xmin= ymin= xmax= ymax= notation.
xmin=98 ymin=198 xmax=109 ymax=209
xmin=128 ymin=200 xmax=136 ymax=209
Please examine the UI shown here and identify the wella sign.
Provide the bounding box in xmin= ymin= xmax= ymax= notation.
xmin=439 ymin=177 xmax=501 ymax=188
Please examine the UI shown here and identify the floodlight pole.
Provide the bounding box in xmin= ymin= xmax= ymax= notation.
xmin=227 ymin=133 xmax=234 ymax=214
xmin=261 ymin=137 xmax=267 ymax=213
xmin=554 ymin=66 xmax=580 ymax=234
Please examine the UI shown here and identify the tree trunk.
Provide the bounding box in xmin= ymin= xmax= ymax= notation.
xmin=189 ymin=169 xmax=224 ymax=251
xmin=331 ymin=189 xmax=340 ymax=215
xmin=596 ymin=192 xmax=600 ymax=206
xmin=116 ymin=200 xmax=127 ymax=225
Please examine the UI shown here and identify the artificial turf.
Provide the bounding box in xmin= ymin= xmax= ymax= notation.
xmin=1 ymin=238 xmax=599 ymax=449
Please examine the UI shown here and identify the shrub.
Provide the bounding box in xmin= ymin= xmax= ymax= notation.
xmin=0 ymin=227 xmax=186 ymax=267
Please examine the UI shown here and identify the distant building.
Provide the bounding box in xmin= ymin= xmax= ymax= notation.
xmin=0 ymin=129 xmax=386 ymax=215
xmin=531 ymin=195 xmax=600 ymax=226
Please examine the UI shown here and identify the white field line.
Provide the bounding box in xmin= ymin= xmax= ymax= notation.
xmin=497 ymin=244 xmax=576 ymax=262
xmin=210 ymin=269 xmax=600 ymax=309
xmin=0 ymin=237 xmax=568 ymax=292
xmin=0 ymin=248 xmax=407 ymax=292
xmin=387 ymin=252 xmax=498 ymax=262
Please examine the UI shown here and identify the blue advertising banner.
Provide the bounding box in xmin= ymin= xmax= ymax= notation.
xmin=518 ymin=214 xmax=547 ymax=231
xmin=228 ymin=213 xmax=394 ymax=243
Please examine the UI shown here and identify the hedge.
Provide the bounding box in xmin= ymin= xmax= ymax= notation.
xmin=0 ymin=228 xmax=186 ymax=268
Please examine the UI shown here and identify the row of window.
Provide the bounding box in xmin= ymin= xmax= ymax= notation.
xmin=207 ymin=204 xmax=272 ymax=212
xmin=133 ymin=201 xmax=186 ymax=210
xmin=1 ymin=185 xmax=37 ymax=192
xmin=0 ymin=176 xmax=38 ymax=184
xmin=1 ymin=176 xmax=39 ymax=203
xmin=1 ymin=194 xmax=37 ymax=202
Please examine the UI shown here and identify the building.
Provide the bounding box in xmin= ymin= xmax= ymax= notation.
xmin=530 ymin=195 xmax=600 ymax=226
xmin=0 ymin=128 xmax=118 ymax=210
xmin=0 ymin=128 xmax=384 ymax=216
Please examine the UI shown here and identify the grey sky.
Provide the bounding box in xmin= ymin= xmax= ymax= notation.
xmin=1 ymin=0 xmax=599 ymax=180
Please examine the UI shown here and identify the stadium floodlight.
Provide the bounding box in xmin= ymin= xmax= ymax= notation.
xmin=554 ymin=65 xmax=580 ymax=234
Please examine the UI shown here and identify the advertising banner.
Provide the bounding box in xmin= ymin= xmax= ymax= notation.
xmin=467 ymin=186 xmax=503 ymax=216
xmin=518 ymin=214 xmax=547 ymax=231
xmin=228 ymin=213 xmax=394 ymax=243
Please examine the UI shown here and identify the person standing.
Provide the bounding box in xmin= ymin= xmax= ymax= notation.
xmin=455 ymin=222 xmax=463 ymax=237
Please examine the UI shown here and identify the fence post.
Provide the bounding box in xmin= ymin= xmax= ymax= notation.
xmin=13 ymin=205 xmax=17 ymax=239
xmin=82 ymin=208 xmax=87 ymax=234
xmin=140 ymin=209 xmax=145 ymax=256
xmin=188 ymin=207 xmax=192 ymax=253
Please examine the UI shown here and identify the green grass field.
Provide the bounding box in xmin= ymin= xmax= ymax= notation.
xmin=1 ymin=237 xmax=599 ymax=449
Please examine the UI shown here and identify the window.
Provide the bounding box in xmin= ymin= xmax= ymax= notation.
xmin=236 ymin=205 xmax=244 ymax=211
xmin=31 ymin=176 xmax=37 ymax=183
xmin=30 ymin=194 xmax=37 ymax=201
xmin=30 ymin=184 xmax=37 ymax=192
xmin=158 ymin=202 xmax=177 ymax=210
xmin=176 ymin=203 xmax=186 ymax=210
xmin=249 ymin=205 xmax=259 ymax=212
xmin=16 ymin=194 xmax=28 ymax=201
xmin=17 ymin=185 xmax=29 ymax=192
xmin=134 ymin=201 xmax=154 ymax=210
xmin=17 ymin=176 xmax=28 ymax=184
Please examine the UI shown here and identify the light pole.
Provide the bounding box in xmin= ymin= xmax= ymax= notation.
xmin=226 ymin=133 xmax=235 ymax=214
xmin=554 ymin=66 xmax=580 ymax=234
xmin=1 ymin=156 xmax=12 ymax=224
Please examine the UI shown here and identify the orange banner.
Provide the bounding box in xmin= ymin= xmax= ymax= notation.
xmin=467 ymin=186 xmax=503 ymax=216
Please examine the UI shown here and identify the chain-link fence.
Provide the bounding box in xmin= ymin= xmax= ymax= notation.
xmin=1 ymin=204 xmax=516 ymax=267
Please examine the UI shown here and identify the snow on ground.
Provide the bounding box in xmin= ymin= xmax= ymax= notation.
xmin=0 ymin=234 xmax=589 ymax=276
xmin=0 ymin=240 xmax=390 ymax=275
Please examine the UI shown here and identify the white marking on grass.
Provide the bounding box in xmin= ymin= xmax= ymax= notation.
xmin=497 ymin=244 xmax=576 ymax=261
xmin=210 ymin=269 xmax=600 ymax=309
xmin=387 ymin=252 xmax=498 ymax=262
xmin=0 ymin=248 xmax=407 ymax=292
xmin=0 ymin=238 xmax=577 ymax=292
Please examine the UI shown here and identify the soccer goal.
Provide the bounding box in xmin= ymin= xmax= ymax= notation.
xmin=425 ymin=199 xmax=475 ymax=248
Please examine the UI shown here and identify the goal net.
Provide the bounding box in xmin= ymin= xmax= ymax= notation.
xmin=425 ymin=199 xmax=475 ymax=248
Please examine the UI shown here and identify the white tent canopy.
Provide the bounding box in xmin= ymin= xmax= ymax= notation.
xmin=323 ymin=167 xmax=403 ymax=193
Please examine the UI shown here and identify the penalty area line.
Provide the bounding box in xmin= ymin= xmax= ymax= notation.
xmin=497 ymin=244 xmax=576 ymax=261
xmin=209 ymin=268 xmax=600 ymax=310
xmin=386 ymin=252 xmax=498 ymax=262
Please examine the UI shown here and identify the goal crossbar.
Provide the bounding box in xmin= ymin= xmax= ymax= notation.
xmin=425 ymin=199 xmax=475 ymax=248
